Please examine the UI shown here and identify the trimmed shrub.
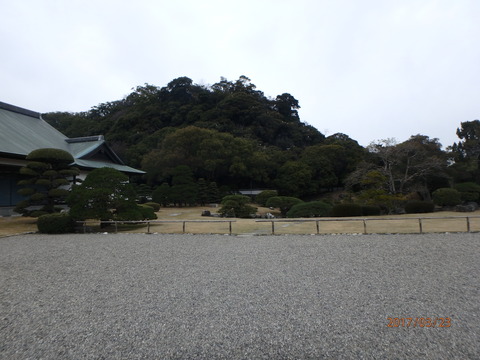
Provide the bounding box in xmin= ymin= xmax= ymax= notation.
xmin=331 ymin=203 xmax=363 ymax=217
xmin=138 ymin=205 xmax=158 ymax=220
xmin=432 ymin=188 xmax=461 ymax=206
xmin=143 ymin=202 xmax=161 ymax=211
xmin=287 ymin=201 xmax=332 ymax=218
xmin=114 ymin=206 xmax=144 ymax=221
xmin=27 ymin=148 xmax=74 ymax=164
xmin=459 ymin=192 xmax=479 ymax=202
xmin=454 ymin=182 xmax=480 ymax=193
xmin=361 ymin=205 xmax=381 ymax=216
xmin=266 ymin=196 xmax=303 ymax=217
xmin=255 ymin=190 xmax=278 ymax=206
xmin=219 ymin=195 xmax=257 ymax=218
xmin=404 ymin=200 xmax=435 ymax=214
xmin=37 ymin=213 xmax=75 ymax=234
xmin=454 ymin=182 xmax=480 ymax=202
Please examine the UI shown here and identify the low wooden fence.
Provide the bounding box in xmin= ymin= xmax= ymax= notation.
xmin=76 ymin=216 xmax=480 ymax=235
xmin=78 ymin=220 xmax=237 ymax=235
xmin=256 ymin=216 xmax=480 ymax=235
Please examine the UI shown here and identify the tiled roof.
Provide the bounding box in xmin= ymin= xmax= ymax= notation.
xmin=0 ymin=101 xmax=144 ymax=174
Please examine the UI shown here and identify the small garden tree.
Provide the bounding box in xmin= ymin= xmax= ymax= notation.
xmin=152 ymin=183 xmax=171 ymax=206
xmin=255 ymin=190 xmax=278 ymax=207
xmin=266 ymin=196 xmax=304 ymax=217
xmin=432 ymin=188 xmax=461 ymax=207
xmin=218 ymin=195 xmax=257 ymax=218
xmin=287 ymin=201 xmax=332 ymax=218
xmin=68 ymin=167 xmax=142 ymax=221
xmin=15 ymin=148 xmax=79 ymax=217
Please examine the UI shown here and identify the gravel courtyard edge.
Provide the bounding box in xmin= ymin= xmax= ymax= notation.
xmin=1 ymin=233 xmax=479 ymax=359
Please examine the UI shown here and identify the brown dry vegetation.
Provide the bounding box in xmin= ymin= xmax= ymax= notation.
xmin=2 ymin=207 xmax=480 ymax=237
xmin=0 ymin=216 xmax=38 ymax=237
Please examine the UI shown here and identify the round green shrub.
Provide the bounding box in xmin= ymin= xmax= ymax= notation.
xmin=114 ymin=207 xmax=144 ymax=221
xmin=459 ymin=192 xmax=479 ymax=202
xmin=453 ymin=182 xmax=480 ymax=202
xmin=404 ymin=200 xmax=435 ymax=214
xmin=138 ymin=205 xmax=158 ymax=220
xmin=143 ymin=202 xmax=161 ymax=211
xmin=255 ymin=190 xmax=278 ymax=206
xmin=432 ymin=188 xmax=461 ymax=206
xmin=37 ymin=213 xmax=75 ymax=234
xmin=219 ymin=195 xmax=257 ymax=218
xmin=331 ymin=203 xmax=363 ymax=217
xmin=266 ymin=196 xmax=303 ymax=217
xmin=286 ymin=201 xmax=332 ymax=218
xmin=453 ymin=182 xmax=480 ymax=193
xmin=27 ymin=148 xmax=74 ymax=164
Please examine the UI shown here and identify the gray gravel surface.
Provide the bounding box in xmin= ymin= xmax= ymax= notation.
xmin=1 ymin=233 xmax=479 ymax=359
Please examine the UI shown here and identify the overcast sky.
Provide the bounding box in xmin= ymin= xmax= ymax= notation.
xmin=1 ymin=0 xmax=479 ymax=148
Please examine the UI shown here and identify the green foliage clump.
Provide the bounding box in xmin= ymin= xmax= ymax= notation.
xmin=137 ymin=205 xmax=158 ymax=220
xmin=169 ymin=165 xmax=198 ymax=206
xmin=152 ymin=183 xmax=171 ymax=206
xmin=255 ymin=190 xmax=278 ymax=206
xmin=432 ymin=188 xmax=462 ymax=206
xmin=27 ymin=148 xmax=74 ymax=164
xmin=404 ymin=200 xmax=435 ymax=214
xmin=143 ymin=202 xmax=160 ymax=211
xmin=68 ymin=167 xmax=138 ymax=221
xmin=286 ymin=201 xmax=332 ymax=218
xmin=454 ymin=182 xmax=480 ymax=202
xmin=16 ymin=148 xmax=79 ymax=217
xmin=37 ymin=213 xmax=75 ymax=234
xmin=331 ymin=203 xmax=363 ymax=217
xmin=266 ymin=196 xmax=303 ymax=217
xmin=113 ymin=207 xmax=143 ymax=221
xmin=219 ymin=195 xmax=257 ymax=218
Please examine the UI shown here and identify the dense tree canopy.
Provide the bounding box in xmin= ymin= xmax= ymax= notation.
xmin=41 ymin=76 xmax=478 ymax=211
xmin=449 ymin=120 xmax=480 ymax=182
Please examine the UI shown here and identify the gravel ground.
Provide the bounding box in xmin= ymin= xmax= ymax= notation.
xmin=1 ymin=233 xmax=479 ymax=359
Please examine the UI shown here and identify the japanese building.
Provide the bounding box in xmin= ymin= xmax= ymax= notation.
xmin=0 ymin=101 xmax=144 ymax=212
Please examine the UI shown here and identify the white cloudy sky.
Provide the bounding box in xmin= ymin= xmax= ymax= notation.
xmin=1 ymin=0 xmax=479 ymax=148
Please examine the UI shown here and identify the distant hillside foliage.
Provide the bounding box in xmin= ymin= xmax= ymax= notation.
xmin=43 ymin=76 xmax=477 ymax=205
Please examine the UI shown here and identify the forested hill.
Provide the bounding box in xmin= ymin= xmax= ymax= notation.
xmin=44 ymin=76 xmax=325 ymax=164
xmin=41 ymin=75 xmax=479 ymax=201
xmin=43 ymin=76 xmax=367 ymax=193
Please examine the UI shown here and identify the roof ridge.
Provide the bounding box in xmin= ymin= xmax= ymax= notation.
xmin=66 ymin=135 xmax=104 ymax=143
xmin=0 ymin=101 xmax=41 ymax=118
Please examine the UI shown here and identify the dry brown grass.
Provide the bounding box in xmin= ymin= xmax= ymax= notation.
xmin=0 ymin=216 xmax=37 ymax=237
xmin=2 ymin=207 xmax=480 ymax=236
xmin=131 ymin=208 xmax=480 ymax=235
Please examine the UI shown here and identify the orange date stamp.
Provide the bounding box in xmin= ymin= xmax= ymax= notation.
xmin=387 ymin=317 xmax=451 ymax=328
